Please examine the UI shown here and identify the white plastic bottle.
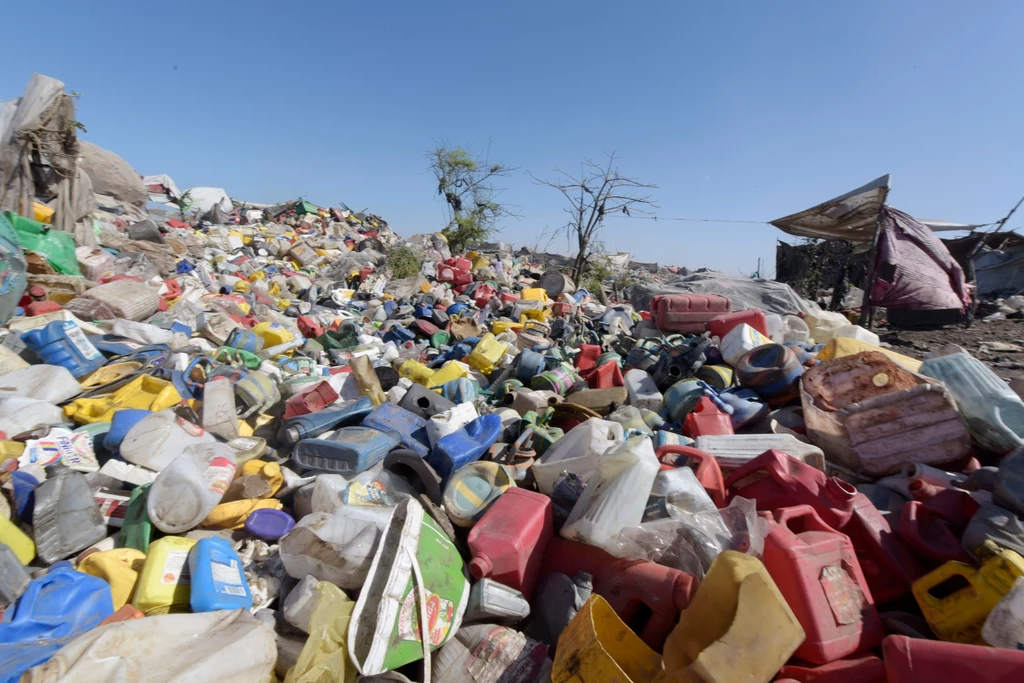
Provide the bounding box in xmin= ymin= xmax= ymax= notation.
xmin=146 ymin=443 xmax=237 ymax=533
xmin=720 ymin=323 xmax=771 ymax=366
xmin=0 ymin=364 xmax=82 ymax=403
xmin=532 ymin=418 xmax=624 ymax=494
xmin=560 ymin=434 xmax=660 ymax=553
xmin=201 ymin=376 xmax=239 ymax=440
xmin=120 ymin=410 xmax=216 ymax=472
xmin=426 ymin=402 xmax=479 ymax=448
xmin=624 ymin=368 xmax=663 ymax=413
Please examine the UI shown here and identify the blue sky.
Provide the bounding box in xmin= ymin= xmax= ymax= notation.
xmin=4 ymin=1 xmax=1022 ymax=275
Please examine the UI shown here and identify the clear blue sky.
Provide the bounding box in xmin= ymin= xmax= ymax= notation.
xmin=4 ymin=1 xmax=1022 ymax=275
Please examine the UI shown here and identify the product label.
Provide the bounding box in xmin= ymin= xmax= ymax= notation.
xmin=161 ymin=549 xmax=191 ymax=585
xmin=94 ymin=488 xmax=130 ymax=527
xmin=176 ymin=417 xmax=206 ymax=437
xmin=821 ymin=563 xmax=865 ymax=626
xmin=19 ymin=428 xmax=98 ymax=472
xmin=398 ymin=589 xmax=454 ymax=647
xmin=211 ymin=558 xmax=247 ymax=596
xmin=62 ymin=321 xmax=102 ymax=360
xmin=465 ymin=627 xmax=548 ymax=683
xmin=343 ymin=480 xmax=393 ymax=507
xmin=205 ymin=457 xmax=237 ymax=496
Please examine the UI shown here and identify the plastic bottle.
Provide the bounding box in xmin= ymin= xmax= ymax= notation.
xmin=78 ymin=279 xmax=161 ymax=321
xmin=293 ymin=426 xmax=401 ymax=476
xmin=720 ymin=323 xmax=771 ymax=367
xmin=279 ymin=508 xmax=389 ymax=589
xmin=19 ymin=320 xmax=104 ymax=378
xmin=803 ymin=308 xmax=850 ymax=344
xmin=244 ymin=507 xmax=296 ymax=540
xmin=399 ymin=382 xmax=456 ymax=419
xmin=76 ymin=548 xmax=146 ymax=611
xmin=188 ymin=536 xmax=252 ymax=612
xmin=682 ymin=396 xmax=735 ymax=437
xmin=532 ymin=418 xmax=624 ymax=494
xmin=201 ymin=376 xmax=239 ymax=440
xmin=706 ymin=309 xmax=768 ymax=338
xmin=119 ymin=410 xmax=216 ymax=472
xmin=694 ymin=433 xmax=825 ymax=471
xmin=463 ymin=578 xmax=531 ymax=624
xmin=361 ymin=401 xmax=431 ymax=458
xmin=429 ymin=413 xmax=503 ymax=486
xmin=32 ymin=471 xmax=107 ymax=564
xmin=132 ymin=536 xmax=197 ymax=615
xmin=146 ymin=443 xmax=237 ymax=534
xmin=0 ymin=543 xmax=31 ymax=608
xmin=560 ymin=435 xmax=660 ymax=554
xmin=466 ymin=488 xmax=553 ymax=599
xmin=117 ymin=484 xmax=152 ymax=553
xmin=624 ymin=368 xmax=664 ymax=413
xmin=75 ymin=246 xmax=115 ymax=281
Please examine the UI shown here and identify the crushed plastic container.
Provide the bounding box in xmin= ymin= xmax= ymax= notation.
xmin=119 ymin=409 xmax=216 ymax=472
xmin=33 ymin=471 xmax=107 ymax=564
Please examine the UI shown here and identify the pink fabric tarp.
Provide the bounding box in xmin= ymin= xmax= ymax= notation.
xmin=870 ymin=207 xmax=971 ymax=311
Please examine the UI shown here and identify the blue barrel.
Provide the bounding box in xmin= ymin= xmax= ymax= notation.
xmin=20 ymin=321 xmax=105 ymax=378
xmin=361 ymin=402 xmax=431 ymax=458
xmin=515 ymin=349 xmax=546 ymax=383
xmin=428 ymin=414 xmax=503 ymax=486
xmin=735 ymin=343 xmax=804 ymax=406
xmin=188 ymin=537 xmax=252 ymax=612
xmin=293 ymin=426 xmax=401 ymax=475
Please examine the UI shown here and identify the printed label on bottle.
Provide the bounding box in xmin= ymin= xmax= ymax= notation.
xmin=176 ymin=417 xmax=206 ymax=437
xmin=62 ymin=321 xmax=102 ymax=360
xmin=211 ymin=557 xmax=246 ymax=597
xmin=205 ymin=457 xmax=237 ymax=496
xmin=161 ymin=549 xmax=190 ymax=585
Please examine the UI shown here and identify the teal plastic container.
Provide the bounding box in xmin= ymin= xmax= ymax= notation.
xmin=293 ymin=426 xmax=401 ymax=475
xmin=188 ymin=537 xmax=252 ymax=612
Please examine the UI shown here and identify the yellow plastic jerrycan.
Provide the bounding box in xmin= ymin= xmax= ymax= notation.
xmin=552 ymin=595 xmax=662 ymax=683
xmin=79 ymin=361 xmax=142 ymax=393
xmin=253 ymin=322 xmax=294 ymax=349
xmin=491 ymin=319 xmax=524 ymax=335
xmin=429 ymin=361 xmax=471 ymax=389
xmin=132 ymin=536 xmax=196 ymax=616
xmin=201 ymin=498 xmax=283 ymax=530
xmin=661 ymin=551 xmax=805 ymax=683
xmin=913 ymin=541 xmax=1024 ymax=644
xmin=0 ymin=515 xmax=35 ymax=565
xmin=64 ymin=374 xmax=181 ymax=424
xmin=399 ymin=359 xmax=435 ymax=386
xmin=521 ymin=287 xmax=549 ymax=303
xmin=465 ymin=333 xmax=509 ymax=376
xmin=78 ymin=548 xmax=146 ymax=610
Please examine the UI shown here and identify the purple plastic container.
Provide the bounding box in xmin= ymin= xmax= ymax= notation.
xmin=244 ymin=508 xmax=295 ymax=540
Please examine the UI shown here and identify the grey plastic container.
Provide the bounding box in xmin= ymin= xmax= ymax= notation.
xmin=292 ymin=426 xmax=401 ymax=476
xmin=0 ymin=543 xmax=31 ymax=608
xmin=33 ymin=470 xmax=107 ymax=564
xmin=463 ymin=578 xmax=530 ymax=625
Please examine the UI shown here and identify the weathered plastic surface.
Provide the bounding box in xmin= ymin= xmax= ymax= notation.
xmin=800 ymin=351 xmax=971 ymax=477
xmin=443 ymin=461 xmax=514 ymax=528
xmin=532 ymin=417 xmax=624 ymax=494
xmin=552 ymin=595 xmax=662 ymax=683
xmin=32 ymin=471 xmax=107 ymax=564
xmin=467 ymin=488 xmax=553 ymax=599
xmin=463 ymin=578 xmax=531 ymax=624
xmin=146 ymin=443 xmax=236 ymax=534
xmin=651 ymin=293 xmax=731 ymax=334
xmin=0 ymin=365 xmax=81 ymax=403
xmin=279 ymin=509 xmax=388 ymax=590
xmin=78 ymin=279 xmax=160 ymax=321
xmin=736 ymin=342 xmax=804 ymax=405
xmin=963 ymin=503 xmax=1024 ymax=558
xmin=920 ymin=352 xmax=1024 ymax=454
xmin=119 ymin=409 xmax=216 ymax=472
xmin=429 ymin=413 xmax=503 ymax=486
xmin=362 ymin=401 xmax=431 ymax=458
xmin=293 ymin=426 xmax=401 ymax=476
xmin=0 ymin=544 xmax=31 ymax=608
xmin=132 ymin=536 xmax=196 ymax=616
xmin=762 ymin=505 xmax=882 ymax=663
xmin=981 ymin=575 xmax=1024 ymax=649
xmin=0 ymin=515 xmax=35 ymax=565
xmin=694 ymin=433 xmax=826 ymax=471
xmin=20 ymin=320 xmax=104 ymax=378
xmin=882 ymin=634 xmax=1024 ymax=682
xmin=281 ymin=396 xmax=374 ymax=444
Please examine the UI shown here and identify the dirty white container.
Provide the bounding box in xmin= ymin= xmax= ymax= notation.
xmin=463 ymin=578 xmax=531 ymax=624
xmin=75 ymin=246 xmax=115 ymax=281
xmin=201 ymin=377 xmax=239 ymax=441
xmin=426 ymin=402 xmax=479 ymax=448
xmin=694 ymin=433 xmax=826 ymax=471
xmin=982 ymin=576 xmax=1024 ymax=649
xmin=780 ymin=315 xmax=810 ymax=344
xmin=0 ymin=364 xmax=82 ymax=403
xmin=79 ymin=279 xmax=161 ymax=321
xmin=720 ymin=323 xmax=772 ymax=366
xmin=625 ymin=368 xmax=663 ymax=413
xmin=511 ymin=389 xmax=561 ymax=416
xmin=282 ymin=574 xmax=320 ymax=633
xmin=120 ymin=409 xmax=216 ymax=473
xmin=0 ymin=397 xmax=65 ymax=436
xmin=0 ymin=345 xmax=29 ymax=374
xmin=532 ymin=418 xmax=624 ymax=494
xmin=279 ymin=508 xmax=389 ymax=589
xmin=146 ymin=443 xmax=236 ymax=533
xmin=33 ymin=471 xmax=107 ymax=564
xmin=834 ymin=324 xmax=880 ymax=346
xmin=110 ymin=319 xmax=175 ymax=346
xmin=309 ymin=474 xmax=349 ymax=514
xmin=560 ymin=434 xmax=660 ymax=553
xmin=803 ymin=308 xmax=849 ymax=344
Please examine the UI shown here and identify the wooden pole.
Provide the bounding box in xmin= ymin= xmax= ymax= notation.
xmin=858 ymin=188 xmax=890 ymax=328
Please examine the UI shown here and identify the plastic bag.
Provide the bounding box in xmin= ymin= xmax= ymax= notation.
xmin=285 ymin=582 xmax=357 ymax=683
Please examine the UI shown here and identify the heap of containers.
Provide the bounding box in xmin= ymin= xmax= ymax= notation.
xmin=1 ymin=203 xmax=1024 ymax=682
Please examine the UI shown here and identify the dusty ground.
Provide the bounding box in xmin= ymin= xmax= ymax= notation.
xmin=878 ymin=318 xmax=1024 ymax=379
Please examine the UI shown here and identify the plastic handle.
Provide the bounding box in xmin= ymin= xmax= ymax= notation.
xmin=773 ymin=504 xmax=838 ymax=534
xmin=654 ymin=445 xmax=726 ymax=508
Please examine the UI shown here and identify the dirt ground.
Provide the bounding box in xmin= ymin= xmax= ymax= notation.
xmin=877 ymin=318 xmax=1024 ymax=379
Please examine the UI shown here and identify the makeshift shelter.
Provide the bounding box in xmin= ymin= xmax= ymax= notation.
xmin=943 ymin=231 xmax=1024 ymax=299
xmin=771 ymin=175 xmax=976 ymax=326
xmin=143 ymin=174 xmax=182 ymax=206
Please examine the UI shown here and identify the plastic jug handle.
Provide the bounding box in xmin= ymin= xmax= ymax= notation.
xmin=912 ymin=561 xmax=977 ymax=604
xmin=773 ymin=504 xmax=839 ymax=534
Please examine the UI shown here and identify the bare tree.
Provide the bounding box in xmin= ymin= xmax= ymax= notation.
xmin=429 ymin=140 xmax=516 ymax=254
xmin=530 ymin=153 xmax=657 ymax=283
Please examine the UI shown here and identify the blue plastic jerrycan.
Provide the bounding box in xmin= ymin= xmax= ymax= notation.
xmin=103 ymin=409 xmax=153 ymax=452
xmin=292 ymin=426 xmax=401 ymax=475
xmin=20 ymin=320 xmax=105 ymax=378
xmin=279 ymin=396 xmax=373 ymax=444
xmin=0 ymin=562 xmax=114 ymax=682
xmin=429 ymin=413 xmax=503 ymax=486
xmin=225 ymin=328 xmax=264 ymax=353
xmin=188 ymin=537 xmax=253 ymax=613
xmin=362 ymin=402 xmax=431 ymax=458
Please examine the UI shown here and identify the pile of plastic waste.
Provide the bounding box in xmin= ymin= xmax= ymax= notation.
xmin=3 ymin=192 xmax=1024 ymax=683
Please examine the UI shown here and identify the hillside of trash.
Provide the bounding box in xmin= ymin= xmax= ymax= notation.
xmin=2 ymin=73 xmax=1024 ymax=683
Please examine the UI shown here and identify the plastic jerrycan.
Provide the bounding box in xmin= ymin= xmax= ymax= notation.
xmin=146 ymin=443 xmax=237 ymax=534
xmin=912 ymin=541 xmax=1024 ymax=644
xmin=292 ymin=426 xmax=401 ymax=476
xmin=655 ymin=444 xmax=726 ymax=507
xmin=727 ymin=449 xmax=924 ymax=603
xmin=661 ymin=551 xmax=805 ymax=683
xmin=776 ymin=656 xmax=887 ymax=683
xmin=682 ymin=396 xmax=734 ymax=438
xmin=64 ymin=374 xmax=182 ymax=424
xmin=200 ymin=376 xmax=239 ymax=440
xmin=119 ymin=409 xmax=216 ymax=472
xmin=0 ymin=544 xmax=32 ymax=608
xmin=362 ymin=401 xmax=431 ymax=458
xmin=77 ymin=548 xmax=146 ymax=611
xmin=706 ymin=308 xmax=768 ymax=338
xmin=117 ymin=484 xmax=152 ymax=552
xmin=761 ymin=505 xmax=883 ymax=664
xmin=429 ymin=413 xmax=503 ymax=486
xmin=883 ymin=634 xmax=1024 ymax=682
xmin=467 ymin=488 xmax=553 ymax=599
xmin=624 ymin=368 xmax=663 ymax=413
xmin=465 ymin=332 xmax=508 ymax=375
xmin=19 ymin=320 xmax=105 ymax=378
xmin=541 ymin=536 xmax=698 ymax=651
xmin=188 ymin=536 xmax=252 ymax=612
xmin=280 ymin=396 xmax=373 ymax=444
xmin=132 ymin=536 xmax=197 ymax=615
xmin=279 ymin=508 xmax=390 ymax=590
xmin=552 ymin=595 xmax=663 ymax=683
xmin=0 ymin=516 xmax=35 ymax=565
xmin=33 ymin=471 xmax=107 ymax=564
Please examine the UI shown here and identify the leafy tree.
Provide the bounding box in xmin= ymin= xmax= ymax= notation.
xmin=429 ymin=142 xmax=514 ymax=253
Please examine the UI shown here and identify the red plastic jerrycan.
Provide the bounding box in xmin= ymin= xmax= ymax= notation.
xmin=467 ymin=488 xmax=553 ymax=600
xmin=283 ymin=380 xmax=339 ymax=420
xmin=726 ymin=450 xmax=924 ymax=603
xmin=583 ymin=360 xmax=624 ymax=389
xmin=777 ymin=655 xmax=886 ymax=683
xmin=650 ymin=293 xmax=731 ymax=334
xmin=907 ymin=479 xmax=980 ymax=530
xmin=655 ymin=444 xmax=726 ymax=507
xmin=297 ymin=315 xmax=323 ymax=339
xmin=706 ymin=308 xmax=768 ymax=338
xmin=898 ymin=501 xmax=972 ymax=564
xmin=762 ymin=506 xmax=883 ymax=664
xmin=473 ymin=284 xmax=496 ymax=309
xmin=883 ymin=635 xmax=1024 ymax=682
xmin=682 ymin=396 xmax=735 ymax=439
xmin=575 ymin=344 xmax=601 ymax=372
xmin=540 ymin=536 xmax=698 ymax=651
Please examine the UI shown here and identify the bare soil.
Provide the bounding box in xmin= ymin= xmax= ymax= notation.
xmin=877 ymin=318 xmax=1024 ymax=379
